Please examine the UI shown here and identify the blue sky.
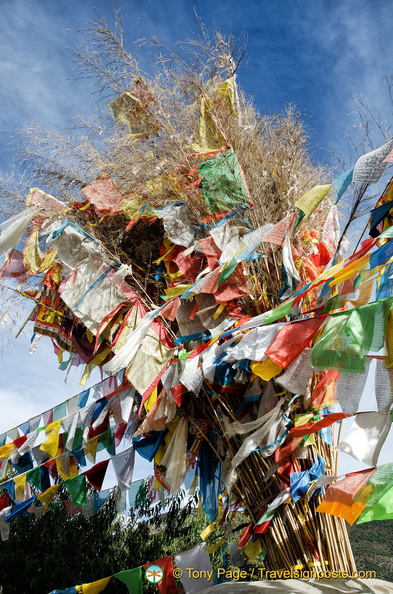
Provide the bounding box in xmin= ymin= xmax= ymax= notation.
xmin=0 ymin=0 xmax=393 ymax=477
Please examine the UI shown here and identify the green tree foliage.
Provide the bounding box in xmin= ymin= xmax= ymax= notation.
xmin=0 ymin=486 xmax=200 ymax=594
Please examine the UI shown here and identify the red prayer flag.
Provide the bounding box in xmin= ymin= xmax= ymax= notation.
xmin=288 ymin=413 xmax=351 ymax=438
xmin=265 ymin=316 xmax=325 ymax=369
xmin=84 ymin=460 xmax=109 ymax=491
xmin=143 ymin=556 xmax=177 ymax=594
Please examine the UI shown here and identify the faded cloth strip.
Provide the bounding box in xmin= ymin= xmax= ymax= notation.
xmin=223 ymin=397 xmax=288 ymax=495
xmin=0 ymin=206 xmax=39 ymax=257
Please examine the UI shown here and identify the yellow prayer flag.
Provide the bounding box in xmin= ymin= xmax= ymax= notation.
xmin=215 ymin=77 xmax=237 ymax=116
xmin=109 ymin=92 xmax=157 ymax=137
xmin=329 ymin=254 xmax=370 ymax=287
xmin=144 ymin=387 xmax=158 ymax=412
xmin=56 ymin=455 xmax=79 ymax=480
xmin=24 ymin=228 xmax=43 ymax=274
xmin=206 ymin=539 xmax=226 ymax=554
xmin=251 ymin=358 xmax=282 ymax=381
xmin=37 ymin=484 xmax=60 ymax=514
xmin=82 ymin=577 xmax=112 ymax=594
xmin=294 ymin=413 xmax=315 ymax=446
xmin=119 ymin=195 xmax=142 ymax=220
xmin=213 ymin=303 xmax=226 ymax=319
xmin=295 ymin=185 xmax=332 ymax=220
xmin=191 ymin=96 xmax=227 ymax=153
xmin=39 ymin=420 xmax=62 ymax=459
xmin=14 ymin=474 xmax=27 ymax=501
xmin=200 ymin=522 xmax=216 ymax=541
xmin=145 ymin=176 xmax=186 ymax=200
xmin=244 ymin=538 xmax=263 ymax=561
xmin=294 ymin=413 xmax=314 ymax=426
xmin=0 ymin=443 xmax=17 ymax=459
xmin=349 ymin=279 xmax=374 ymax=307
xmin=163 ymin=284 xmax=190 ymax=299
xmin=84 ymin=437 xmax=99 ymax=464
xmin=38 ymin=249 xmax=57 ymax=274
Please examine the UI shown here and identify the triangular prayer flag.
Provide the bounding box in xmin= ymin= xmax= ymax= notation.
xmin=316 ymin=468 xmax=375 ymax=525
xmin=114 ymin=567 xmax=143 ymax=594
xmin=84 ymin=437 xmax=99 ymax=464
xmin=261 ymin=212 xmax=297 ymax=246
xmin=112 ymin=447 xmax=135 ymax=491
xmin=64 ymin=475 xmax=87 ymax=506
xmin=81 ymin=576 xmax=112 ymax=594
xmin=84 ymin=460 xmax=109 ymax=492
xmin=98 ymin=429 xmax=115 ymax=456
xmin=357 ymin=463 xmax=393 ymax=523
xmin=37 ymin=484 xmax=60 ymax=514
xmin=4 ymin=496 xmax=35 ymax=522
xmin=40 ymin=420 xmax=61 ymax=458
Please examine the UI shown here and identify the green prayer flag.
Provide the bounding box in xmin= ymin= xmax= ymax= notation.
xmin=357 ymin=463 xmax=393 ymax=524
xmin=293 ymin=210 xmax=305 ymax=231
xmin=26 ymin=466 xmax=42 ymax=490
xmin=135 ymin=481 xmax=147 ymax=506
xmin=357 ymin=486 xmax=393 ymax=523
xmin=311 ymin=298 xmax=393 ymax=373
xmin=199 ymin=148 xmax=250 ymax=214
xmin=379 ymin=226 xmax=393 ymax=239
xmin=114 ymin=567 xmax=143 ymax=594
xmin=98 ymin=429 xmax=115 ymax=456
xmin=218 ymin=258 xmax=238 ymax=283
xmin=0 ymin=433 xmax=6 ymax=447
xmin=263 ymin=298 xmax=294 ymax=325
xmin=72 ymin=427 xmax=84 ymax=450
xmin=65 ymin=474 xmax=87 ymax=506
